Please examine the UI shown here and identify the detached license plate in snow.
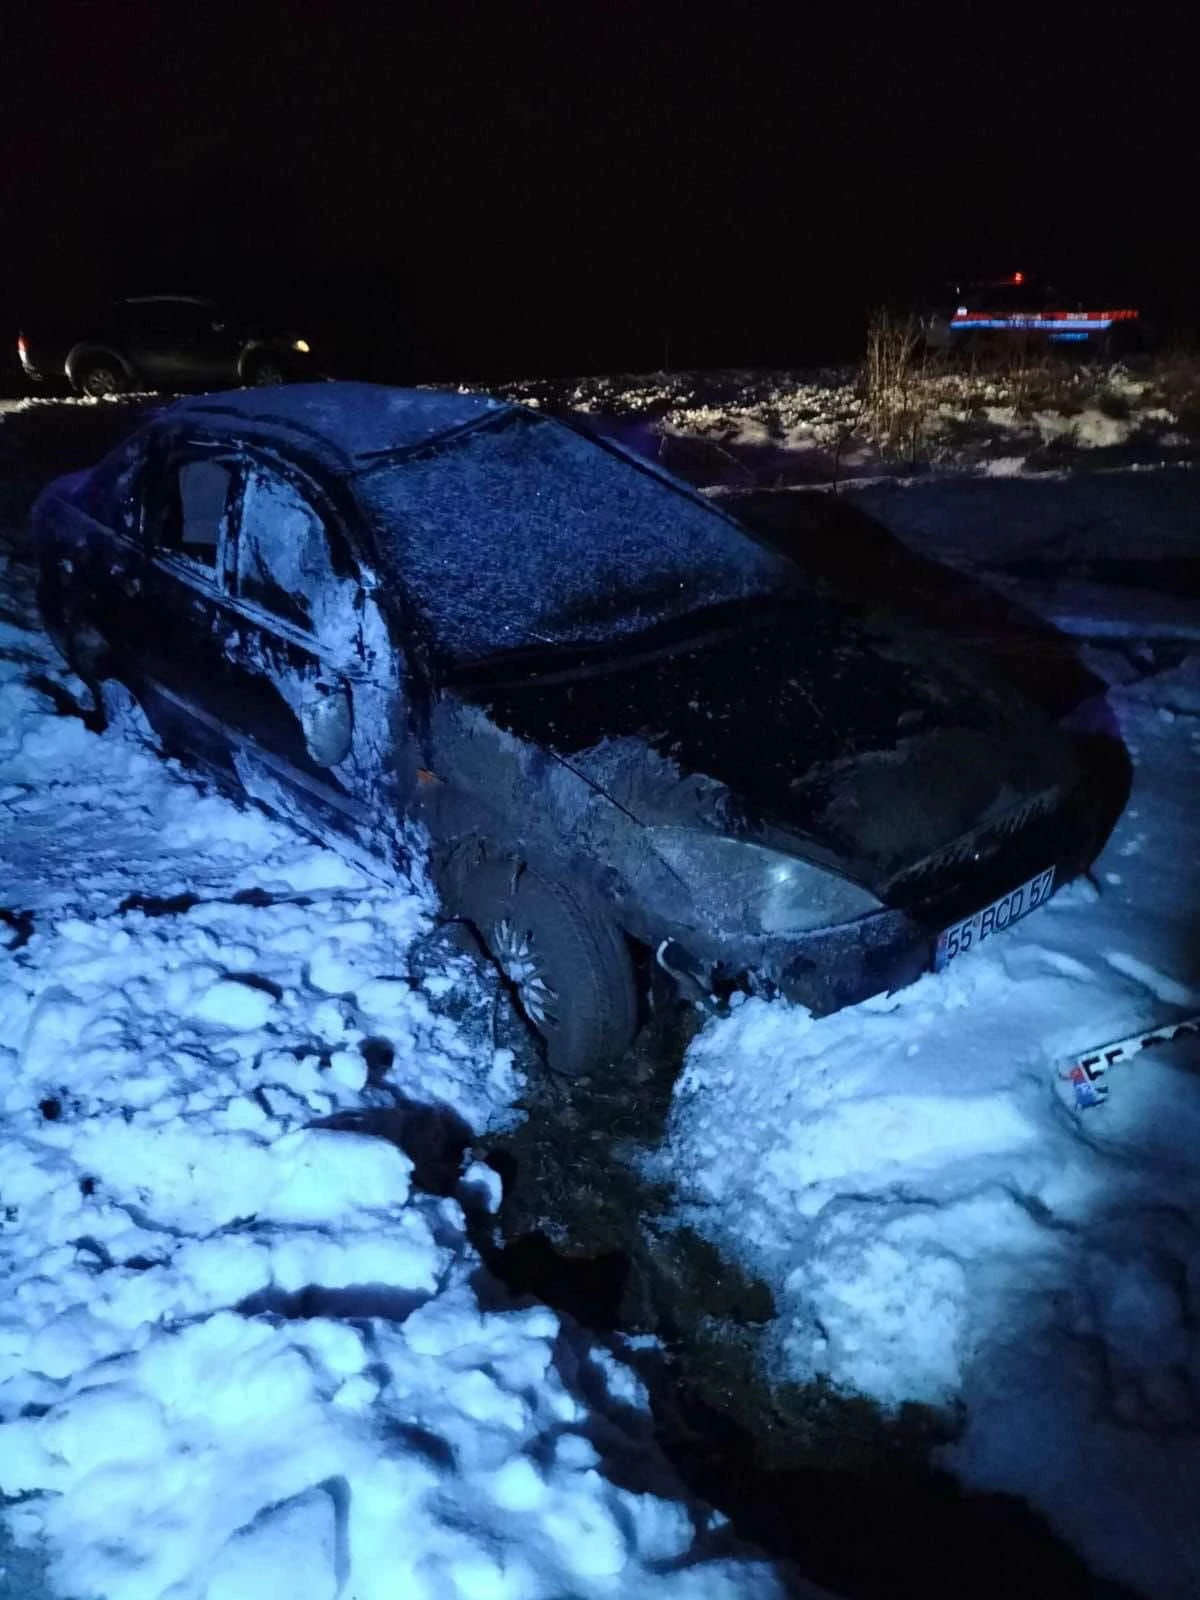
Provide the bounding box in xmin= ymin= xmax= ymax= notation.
xmin=934 ymin=865 xmax=1055 ymax=970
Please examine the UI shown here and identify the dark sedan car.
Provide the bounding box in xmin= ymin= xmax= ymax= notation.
xmin=34 ymin=383 xmax=1102 ymax=1075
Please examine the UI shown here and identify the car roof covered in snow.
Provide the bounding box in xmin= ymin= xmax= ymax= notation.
xmin=167 ymin=382 xmax=511 ymax=466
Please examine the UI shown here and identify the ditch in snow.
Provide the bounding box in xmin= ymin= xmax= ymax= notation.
xmin=472 ymin=1005 xmax=1141 ymax=1600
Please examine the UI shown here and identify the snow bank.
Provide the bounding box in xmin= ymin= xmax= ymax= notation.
xmin=495 ymin=361 xmax=1200 ymax=485
xmin=0 ymin=525 xmax=793 ymax=1598
xmin=662 ymin=482 xmax=1200 ymax=1599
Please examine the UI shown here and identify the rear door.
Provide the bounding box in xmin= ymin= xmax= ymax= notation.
xmin=132 ymin=441 xmax=248 ymax=771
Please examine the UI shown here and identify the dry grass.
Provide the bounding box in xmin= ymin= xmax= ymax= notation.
xmin=859 ymin=312 xmax=1200 ymax=460
xmin=861 ymin=310 xmax=933 ymax=457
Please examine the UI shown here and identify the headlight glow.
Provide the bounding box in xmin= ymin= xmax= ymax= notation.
xmin=651 ymin=828 xmax=882 ymax=935
xmin=293 ymin=338 xmax=310 ymax=353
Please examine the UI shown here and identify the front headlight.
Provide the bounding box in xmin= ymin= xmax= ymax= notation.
xmin=651 ymin=827 xmax=882 ymax=936
xmin=293 ymin=338 xmax=311 ymax=353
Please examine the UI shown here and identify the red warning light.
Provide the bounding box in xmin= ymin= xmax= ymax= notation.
xmin=1013 ymin=271 xmax=1025 ymax=285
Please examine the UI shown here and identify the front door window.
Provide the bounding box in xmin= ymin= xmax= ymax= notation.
xmin=235 ymin=468 xmax=360 ymax=648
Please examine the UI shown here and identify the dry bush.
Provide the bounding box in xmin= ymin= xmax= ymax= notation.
xmin=862 ymin=310 xmax=934 ymax=457
xmin=1004 ymin=353 xmax=1085 ymax=417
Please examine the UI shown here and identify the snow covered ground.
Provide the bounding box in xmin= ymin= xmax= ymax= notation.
xmin=0 ymin=425 xmax=806 ymax=1598
xmin=500 ymin=358 xmax=1200 ymax=485
xmin=660 ymin=467 xmax=1200 ymax=1599
xmin=2 ymin=386 xmax=1199 ymax=1599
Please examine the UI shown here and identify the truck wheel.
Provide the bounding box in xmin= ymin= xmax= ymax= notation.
xmin=454 ymin=859 xmax=637 ymax=1078
xmin=74 ymin=357 xmax=127 ymax=398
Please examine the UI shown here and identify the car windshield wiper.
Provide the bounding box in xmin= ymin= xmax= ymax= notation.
xmin=446 ymin=589 xmax=799 ymax=687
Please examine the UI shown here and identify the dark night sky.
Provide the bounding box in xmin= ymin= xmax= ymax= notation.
xmin=2 ymin=0 xmax=1195 ymax=380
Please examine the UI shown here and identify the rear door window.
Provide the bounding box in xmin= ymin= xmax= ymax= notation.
xmin=152 ymin=456 xmax=236 ymax=573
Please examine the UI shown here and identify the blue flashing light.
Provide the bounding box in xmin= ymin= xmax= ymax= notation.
xmin=951 ymin=317 xmax=1113 ymax=333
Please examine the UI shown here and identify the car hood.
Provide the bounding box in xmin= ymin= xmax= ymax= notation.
xmin=454 ymin=601 xmax=1078 ymax=891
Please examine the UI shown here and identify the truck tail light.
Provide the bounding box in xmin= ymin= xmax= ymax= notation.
xmin=17 ymin=334 xmax=27 ymax=360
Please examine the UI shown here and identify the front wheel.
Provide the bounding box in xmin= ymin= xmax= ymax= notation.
xmin=245 ymin=354 xmax=287 ymax=386
xmin=453 ymin=859 xmax=637 ymax=1078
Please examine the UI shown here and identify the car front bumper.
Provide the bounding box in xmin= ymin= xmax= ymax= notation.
xmin=657 ymin=771 xmax=1108 ymax=1016
xmin=659 ymin=905 xmax=934 ymax=1017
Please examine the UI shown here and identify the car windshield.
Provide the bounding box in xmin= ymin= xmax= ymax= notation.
xmin=354 ymin=409 xmax=792 ymax=665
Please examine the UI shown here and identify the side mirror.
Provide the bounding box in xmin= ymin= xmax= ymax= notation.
xmin=300 ymin=680 xmax=353 ymax=767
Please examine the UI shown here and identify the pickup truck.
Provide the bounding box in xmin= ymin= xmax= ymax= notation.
xmin=17 ymin=295 xmax=313 ymax=396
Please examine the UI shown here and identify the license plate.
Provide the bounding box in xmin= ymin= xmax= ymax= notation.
xmin=935 ymin=865 xmax=1056 ymax=970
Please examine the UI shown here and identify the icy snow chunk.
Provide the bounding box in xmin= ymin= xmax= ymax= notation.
xmin=206 ymin=1487 xmax=340 ymax=1600
xmin=446 ymin=1368 xmax=530 ymax=1429
xmin=307 ymin=944 xmax=360 ymax=996
xmin=765 ymin=1091 xmax=1039 ymax=1195
xmin=67 ymin=1123 xmax=412 ymax=1231
xmin=265 ymin=1129 xmax=413 ymax=1222
xmin=332 ymin=1374 xmax=378 ymax=1410
xmin=187 ymin=976 xmax=278 ymax=1030
xmin=553 ymin=1433 xmax=600 ymax=1471
xmin=487 ymin=1455 xmax=547 ymax=1512
xmin=782 ymin=1215 xmax=970 ymax=1408
xmin=41 ymin=1387 xmax=167 ymax=1473
xmin=357 ymin=977 xmax=413 ymax=1017
xmin=172 ymin=1234 xmax=274 ymax=1306
xmin=328 ymin=1047 xmax=368 ymax=1091
xmin=17 ymin=989 xmax=91 ymax=1075
xmin=270 ymin=849 xmax=367 ymax=893
xmin=444 ymin=1547 xmax=519 ymax=1598
xmin=224 ymin=1095 xmax=271 ymax=1131
xmin=619 ymin=1490 xmax=696 ymax=1565
xmin=25 ymin=1307 xmax=104 ymax=1382
xmin=403 ymin=1283 xmax=558 ymax=1358
xmin=458 ymin=1159 xmax=503 ymax=1215
xmin=0 ymin=1414 xmax=62 ymax=1493
xmin=582 ymin=1344 xmax=649 ymax=1412
xmin=542 ymin=1481 xmax=628 ymax=1579
xmin=269 ymin=1220 xmax=440 ymax=1297
xmin=291 ymin=1317 xmax=368 ymax=1379
xmin=311 ymin=996 xmax=354 ymax=1042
